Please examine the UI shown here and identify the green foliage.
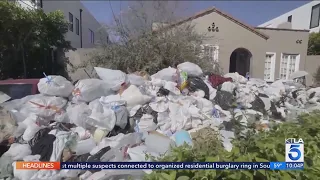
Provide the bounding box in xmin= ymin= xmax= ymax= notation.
xmin=308 ymin=32 xmax=320 ymax=55
xmin=144 ymin=111 xmax=320 ymax=180
xmin=0 ymin=1 xmax=71 ymax=79
xmin=77 ymin=1 xmax=222 ymax=75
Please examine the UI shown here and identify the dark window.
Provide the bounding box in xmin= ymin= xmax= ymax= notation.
xmin=0 ymin=84 xmax=33 ymax=100
xmin=310 ymin=4 xmax=320 ymax=28
xmin=75 ymin=18 xmax=79 ymax=35
xmin=89 ymin=29 xmax=94 ymax=44
xmin=287 ymin=15 xmax=292 ymax=22
xmin=69 ymin=12 xmax=73 ymax=32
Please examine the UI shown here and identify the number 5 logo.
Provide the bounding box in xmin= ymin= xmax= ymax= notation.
xmin=289 ymin=145 xmax=301 ymax=161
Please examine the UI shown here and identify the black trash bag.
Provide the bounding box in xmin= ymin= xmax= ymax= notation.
xmin=309 ymin=91 xmax=316 ymax=99
xmin=250 ymin=95 xmax=266 ymax=114
xmin=187 ymin=77 xmax=210 ymax=100
xmin=292 ymin=90 xmax=299 ymax=99
xmin=258 ymin=93 xmax=269 ymax=98
xmin=157 ymin=87 xmax=170 ymax=97
xmin=214 ymin=90 xmax=234 ymax=110
xmin=270 ymin=101 xmax=285 ymax=120
xmin=31 ymin=134 xmax=56 ymax=161
xmin=87 ymin=146 xmax=111 ymax=173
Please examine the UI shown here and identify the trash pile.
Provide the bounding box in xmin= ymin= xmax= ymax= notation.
xmin=0 ymin=62 xmax=319 ymax=179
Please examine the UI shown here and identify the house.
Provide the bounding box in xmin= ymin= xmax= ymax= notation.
xmin=15 ymin=0 xmax=103 ymax=48
xmin=259 ymin=1 xmax=320 ymax=33
xmin=154 ymin=7 xmax=309 ymax=82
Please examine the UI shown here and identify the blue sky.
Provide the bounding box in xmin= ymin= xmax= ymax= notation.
xmin=82 ymin=1 xmax=310 ymax=26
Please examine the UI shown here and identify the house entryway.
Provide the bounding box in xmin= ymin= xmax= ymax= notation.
xmin=229 ymin=48 xmax=252 ymax=77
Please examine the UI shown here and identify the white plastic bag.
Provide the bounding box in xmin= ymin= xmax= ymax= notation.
xmin=4 ymin=143 xmax=32 ymax=161
xmin=204 ymin=80 xmax=217 ymax=100
xmin=151 ymin=67 xmax=178 ymax=82
xmin=72 ymin=79 xmax=113 ymax=103
xmin=37 ymin=75 xmax=74 ymax=97
xmin=67 ymin=103 xmax=91 ymax=129
xmin=19 ymin=95 xmax=67 ymax=118
xmin=75 ymin=138 xmax=96 ymax=155
xmin=224 ymin=72 xmax=247 ymax=84
xmin=128 ymin=74 xmax=146 ymax=86
xmin=168 ymin=102 xmax=192 ymax=132
xmin=177 ymin=62 xmax=203 ymax=77
xmin=94 ymin=67 xmax=128 ymax=91
xmin=22 ymin=123 xmax=42 ymax=141
xmin=121 ymin=85 xmax=152 ymax=110
xmin=149 ymin=97 xmax=169 ymax=113
xmin=138 ymin=114 xmax=157 ymax=132
xmin=88 ymin=99 xmax=116 ymax=131
xmin=88 ymin=106 xmax=116 ymax=131
xmin=163 ymin=81 xmax=181 ymax=95
xmin=221 ymin=81 xmax=236 ymax=93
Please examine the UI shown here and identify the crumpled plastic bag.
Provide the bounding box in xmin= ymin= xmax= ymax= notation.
xmin=68 ymin=102 xmax=116 ymax=131
xmin=151 ymin=67 xmax=178 ymax=82
xmin=75 ymin=138 xmax=97 ymax=155
xmin=67 ymin=103 xmax=92 ymax=129
xmin=72 ymin=79 xmax=113 ymax=103
xmin=137 ymin=114 xmax=157 ymax=132
xmin=169 ymin=102 xmax=192 ymax=132
xmin=224 ymin=72 xmax=247 ymax=84
xmin=221 ymin=81 xmax=236 ymax=93
xmin=204 ymin=80 xmax=217 ymax=100
xmin=94 ymin=67 xmax=129 ymax=91
xmin=121 ymin=85 xmax=152 ymax=110
xmin=177 ymin=62 xmax=203 ymax=77
xmin=19 ymin=95 xmax=67 ymax=119
xmin=22 ymin=122 xmax=42 ymax=141
xmin=149 ymin=97 xmax=169 ymax=113
xmin=4 ymin=143 xmax=32 ymax=161
xmin=128 ymin=74 xmax=146 ymax=86
xmin=37 ymin=75 xmax=74 ymax=97
xmin=163 ymin=81 xmax=181 ymax=95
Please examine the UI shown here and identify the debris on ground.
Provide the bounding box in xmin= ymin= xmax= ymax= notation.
xmin=0 ymin=61 xmax=318 ymax=179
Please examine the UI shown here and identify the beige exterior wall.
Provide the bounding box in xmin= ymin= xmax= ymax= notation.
xmin=255 ymin=28 xmax=309 ymax=80
xmin=188 ymin=12 xmax=267 ymax=79
xmin=176 ymin=11 xmax=309 ymax=80
xmin=305 ymin=55 xmax=320 ymax=86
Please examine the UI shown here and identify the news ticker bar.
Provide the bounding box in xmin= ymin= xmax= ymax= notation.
xmin=16 ymin=162 xmax=304 ymax=170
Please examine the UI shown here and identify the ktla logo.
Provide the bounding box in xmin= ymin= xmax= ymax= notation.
xmin=285 ymin=138 xmax=304 ymax=162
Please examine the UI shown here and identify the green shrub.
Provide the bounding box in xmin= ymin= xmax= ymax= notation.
xmin=144 ymin=111 xmax=320 ymax=180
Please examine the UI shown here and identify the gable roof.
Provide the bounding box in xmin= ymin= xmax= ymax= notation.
xmin=153 ymin=7 xmax=269 ymax=40
xmin=255 ymin=27 xmax=310 ymax=33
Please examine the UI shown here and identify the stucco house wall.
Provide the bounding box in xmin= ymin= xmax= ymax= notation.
xmin=163 ymin=7 xmax=309 ymax=81
xmin=188 ymin=10 xmax=267 ymax=79
xmin=255 ymin=28 xmax=309 ymax=80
